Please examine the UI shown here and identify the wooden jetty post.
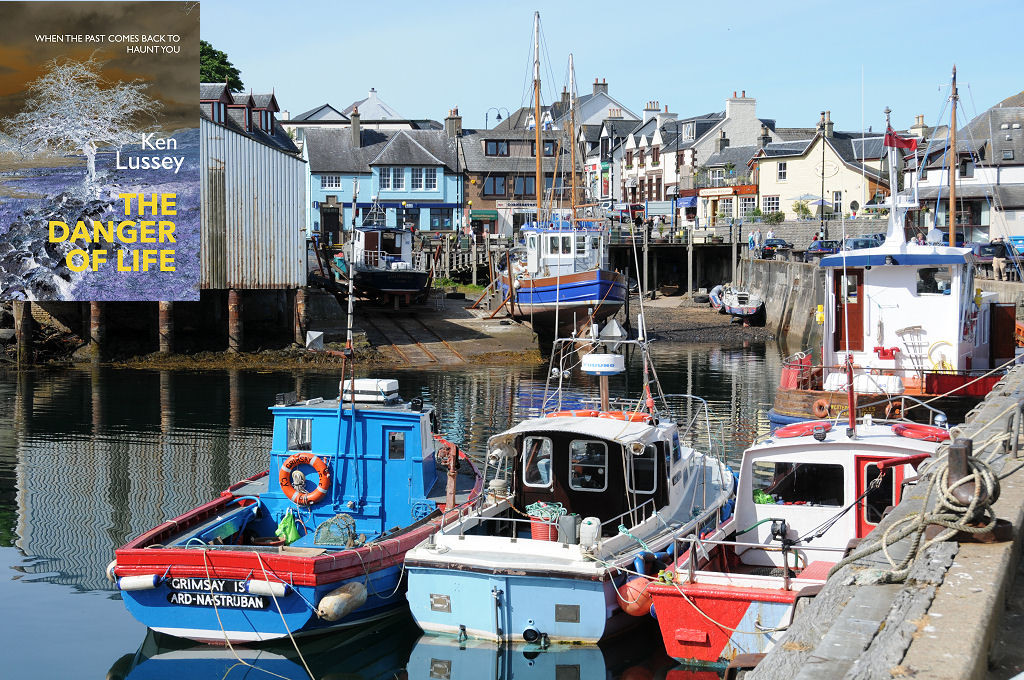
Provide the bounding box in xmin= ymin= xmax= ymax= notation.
xmin=227 ymin=289 xmax=243 ymax=352
xmin=158 ymin=301 xmax=174 ymax=354
xmin=13 ymin=300 xmax=33 ymax=365
xmin=293 ymin=288 xmax=307 ymax=346
xmin=89 ymin=301 xmax=104 ymax=359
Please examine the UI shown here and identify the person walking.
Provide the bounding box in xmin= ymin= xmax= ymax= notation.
xmin=765 ymin=227 xmax=775 ymax=241
xmin=992 ymin=237 xmax=1009 ymax=281
xmin=748 ymin=230 xmax=756 ymax=257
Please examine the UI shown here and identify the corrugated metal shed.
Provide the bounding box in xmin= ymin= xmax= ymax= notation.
xmin=200 ymin=117 xmax=307 ymax=289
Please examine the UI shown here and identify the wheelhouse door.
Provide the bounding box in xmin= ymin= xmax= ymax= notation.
xmin=854 ymin=456 xmax=903 ymax=538
xmin=363 ymin=231 xmax=380 ymax=267
xmin=834 ymin=269 xmax=864 ymax=352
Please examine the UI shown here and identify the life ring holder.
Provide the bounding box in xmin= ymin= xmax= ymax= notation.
xmin=812 ymin=398 xmax=831 ymax=418
xmin=892 ymin=423 xmax=951 ymax=442
xmin=546 ymin=410 xmax=600 ymax=418
xmin=775 ymin=421 xmax=832 ymax=438
xmin=279 ymin=452 xmax=332 ymax=505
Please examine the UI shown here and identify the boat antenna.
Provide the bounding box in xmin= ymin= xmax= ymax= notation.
xmin=533 ymin=11 xmax=542 ymax=229
xmin=948 ymin=65 xmax=958 ymax=249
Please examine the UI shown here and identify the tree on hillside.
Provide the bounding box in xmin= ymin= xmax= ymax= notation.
xmin=200 ymin=40 xmax=244 ymax=92
xmin=1 ymin=57 xmax=160 ymax=190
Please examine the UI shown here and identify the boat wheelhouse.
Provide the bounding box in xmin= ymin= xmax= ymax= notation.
xmin=110 ymin=379 xmax=481 ymax=643
xmin=404 ymin=325 xmax=734 ymax=645
xmin=647 ymin=415 xmax=943 ymax=664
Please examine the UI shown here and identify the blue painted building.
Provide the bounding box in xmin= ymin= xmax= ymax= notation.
xmin=303 ymin=109 xmax=463 ymax=243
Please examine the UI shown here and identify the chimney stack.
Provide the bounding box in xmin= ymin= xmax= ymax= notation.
xmin=643 ymin=100 xmax=660 ymax=123
xmin=594 ymin=78 xmax=608 ymax=95
xmin=351 ymin=106 xmax=361 ymax=147
xmin=817 ymin=111 xmax=826 ymax=132
xmin=560 ymin=87 xmax=570 ymax=110
xmin=444 ymin=107 xmax=462 ymax=138
xmin=824 ymin=110 xmax=834 ymax=138
xmin=717 ymin=129 xmax=730 ymax=152
xmin=760 ymin=123 xmax=771 ymax=148
xmin=741 ymin=90 xmax=746 ymax=98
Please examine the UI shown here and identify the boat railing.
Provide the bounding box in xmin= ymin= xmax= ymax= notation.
xmin=660 ymin=393 xmax=714 ymax=448
xmin=598 ymin=497 xmax=659 ymax=538
xmin=783 ymin=361 xmax=1001 ymax=393
xmin=671 ymin=534 xmax=848 ymax=591
xmin=360 ymin=249 xmax=409 ymax=269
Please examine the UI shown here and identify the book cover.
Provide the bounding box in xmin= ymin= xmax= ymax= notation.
xmin=0 ymin=1 xmax=200 ymax=301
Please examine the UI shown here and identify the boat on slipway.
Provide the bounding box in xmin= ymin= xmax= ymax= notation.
xmin=494 ymin=14 xmax=626 ymax=338
xmin=108 ymin=378 xmax=481 ymax=643
xmin=709 ymin=284 xmax=765 ymax=325
xmin=339 ymin=224 xmax=431 ymax=305
xmin=403 ymin=315 xmax=736 ymax=645
xmin=647 ymin=387 xmax=947 ymax=665
xmin=768 ymin=107 xmax=1013 ymax=429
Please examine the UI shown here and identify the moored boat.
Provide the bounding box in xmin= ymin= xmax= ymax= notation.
xmin=338 ymin=224 xmax=430 ymax=305
xmin=646 ymin=403 xmax=946 ymax=665
xmin=404 ymin=317 xmax=735 ymax=645
xmin=108 ymin=378 xmax=482 ymax=644
xmin=768 ymin=108 xmax=1013 ymax=428
xmin=709 ymin=284 xmax=765 ymax=325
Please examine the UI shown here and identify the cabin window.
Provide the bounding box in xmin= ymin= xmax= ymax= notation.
xmin=839 ymin=273 xmax=858 ymax=303
xmin=548 ymin=236 xmax=559 ymax=254
xmin=575 ymin=234 xmax=587 ymax=255
xmin=523 ymin=437 xmax=553 ymax=488
xmin=863 ymin=463 xmax=892 ymax=524
xmin=915 ymin=266 xmax=951 ymax=295
xmin=561 ymin=235 xmax=571 ymax=255
xmin=388 ymin=431 xmax=406 ymax=460
xmin=528 ymin=235 xmax=537 ymax=252
xmin=627 ymin=444 xmax=657 ymax=494
xmin=287 ymin=418 xmax=312 ymax=451
xmin=590 ymin=236 xmax=600 ymax=252
xmin=751 ymin=461 xmax=844 ymax=506
xmin=569 ymin=440 xmax=608 ymax=492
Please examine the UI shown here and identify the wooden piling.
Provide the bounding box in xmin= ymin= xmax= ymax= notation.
xmin=158 ymin=301 xmax=174 ymax=354
xmin=293 ymin=288 xmax=307 ymax=346
xmin=227 ymin=289 xmax=243 ymax=353
xmin=13 ymin=300 xmax=33 ymax=365
xmin=89 ymin=301 xmax=103 ymax=360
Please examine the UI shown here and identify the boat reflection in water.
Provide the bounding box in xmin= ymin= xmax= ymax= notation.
xmin=106 ymin=613 xmax=420 ymax=680
xmin=405 ymin=617 xmax=679 ymax=680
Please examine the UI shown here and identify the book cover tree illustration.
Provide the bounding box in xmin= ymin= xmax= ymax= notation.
xmin=0 ymin=1 xmax=199 ymax=301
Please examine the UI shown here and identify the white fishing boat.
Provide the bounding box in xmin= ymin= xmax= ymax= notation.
xmin=404 ymin=316 xmax=735 ymax=645
xmin=709 ymin=284 xmax=765 ymax=324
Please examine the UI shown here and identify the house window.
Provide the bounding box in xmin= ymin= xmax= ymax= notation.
xmin=429 ymin=207 xmax=452 ymax=229
xmin=959 ymin=160 xmax=974 ymax=178
xmin=391 ymin=168 xmax=404 ymax=190
xmin=655 ymin=177 xmax=662 ymax=200
xmin=321 ymin=175 xmax=341 ymax=189
xmin=638 ymin=150 xmax=645 ymax=167
xmin=286 ymin=419 xmax=312 ymax=451
xmin=396 ymin=206 xmax=419 ymax=229
xmin=424 ymin=167 xmax=437 ymax=190
xmin=513 ymin=176 xmax=536 ymax=196
xmin=777 ymin=162 xmax=787 ymax=181
xmin=718 ymin=197 xmax=733 ymax=216
xmin=523 ymin=436 xmax=553 ymax=488
xmin=483 ymin=176 xmax=506 ymax=196
xmin=832 ymin=191 xmax=843 ymax=214
xmin=1003 ymin=149 xmax=1015 ymax=161
xmin=741 ymin=196 xmax=757 ymax=216
xmin=532 ymin=140 xmax=556 ymax=157
xmin=652 ymin=147 xmax=660 ymax=165
xmin=485 ymin=140 xmax=509 ymax=156
xmin=763 ymin=195 xmax=780 ymax=213
xmin=710 ymin=169 xmax=724 ymax=187
xmin=625 ymin=151 xmax=633 ymax=167
xmin=380 ymin=167 xmax=391 ymax=190
xmin=569 ymin=440 xmax=608 ymax=492
xmin=411 ymin=167 xmax=423 ymax=190
xmin=684 ymin=123 xmax=694 ymax=139
xmin=543 ymin=176 xmax=564 ymax=196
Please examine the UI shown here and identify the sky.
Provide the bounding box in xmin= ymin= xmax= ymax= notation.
xmin=201 ymin=0 xmax=1021 ymax=133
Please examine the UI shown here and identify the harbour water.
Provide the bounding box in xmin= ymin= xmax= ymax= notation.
xmin=0 ymin=340 xmax=782 ymax=679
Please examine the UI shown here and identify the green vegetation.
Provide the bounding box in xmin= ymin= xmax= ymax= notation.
xmin=200 ymin=40 xmax=244 ymax=91
xmin=792 ymin=201 xmax=812 ymax=219
xmin=764 ymin=211 xmax=786 ymax=225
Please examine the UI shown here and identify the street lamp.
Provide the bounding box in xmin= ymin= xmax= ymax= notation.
xmin=485 ymin=107 xmax=510 ymax=130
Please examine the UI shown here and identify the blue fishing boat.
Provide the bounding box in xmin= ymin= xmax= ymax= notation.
xmin=108 ymin=378 xmax=482 ymax=644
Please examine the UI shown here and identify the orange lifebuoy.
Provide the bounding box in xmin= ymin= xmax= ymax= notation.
xmin=279 ymin=453 xmax=332 ymax=505
xmin=892 ymin=423 xmax=951 ymax=442
xmin=775 ymin=421 xmax=833 ymax=438
xmin=598 ymin=411 xmax=652 ymax=423
xmin=812 ymin=399 xmax=831 ymax=418
xmin=546 ymin=410 xmax=600 ymax=418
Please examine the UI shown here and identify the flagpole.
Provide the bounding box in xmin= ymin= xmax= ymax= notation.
xmin=949 ymin=66 xmax=958 ymax=249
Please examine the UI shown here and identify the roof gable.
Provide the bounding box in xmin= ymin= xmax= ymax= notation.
xmin=369 ymin=130 xmax=445 ymax=166
xmin=291 ymin=104 xmax=349 ymax=122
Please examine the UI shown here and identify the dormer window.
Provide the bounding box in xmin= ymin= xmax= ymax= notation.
xmin=211 ymin=102 xmax=226 ymax=124
xmin=485 ymin=140 xmax=509 ymax=156
xmin=531 ymin=140 xmax=556 ymax=157
xmin=684 ymin=123 xmax=694 ymax=140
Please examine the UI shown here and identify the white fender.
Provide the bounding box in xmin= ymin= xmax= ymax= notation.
xmin=105 ymin=559 xmax=118 ymax=583
xmin=244 ymin=579 xmax=290 ymax=598
xmin=316 ymin=581 xmax=367 ymax=622
xmin=117 ymin=574 xmax=161 ymax=591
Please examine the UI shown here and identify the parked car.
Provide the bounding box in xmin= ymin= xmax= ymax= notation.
xmin=1009 ymin=235 xmax=1024 ymax=255
xmin=844 ymin=237 xmax=879 ymax=251
xmin=803 ymin=239 xmax=841 ymax=262
xmin=866 ymin=232 xmax=886 ymax=244
xmin=761 ymin=238 xmax=793 ymax=260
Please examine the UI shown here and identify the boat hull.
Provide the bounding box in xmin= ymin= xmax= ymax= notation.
xmin=497 ymin=269 xmax=626 ymax=334
xmin=406 ymin=564 xmax=630 ymax=643
xmin=354 ymin=268 xmax=429 ymax=296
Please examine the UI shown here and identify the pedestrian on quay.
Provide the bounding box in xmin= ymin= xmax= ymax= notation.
xmin=748 ymin=230 xmax=756 ymax=256
xmin=754 ymin=227 xmax=763 ymax=257
xmin=991 ymin=237 xmax=1009 ymax=281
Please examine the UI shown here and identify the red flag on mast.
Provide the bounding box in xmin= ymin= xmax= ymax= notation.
xmin=884 ymin=126 xmax=918 ymax=151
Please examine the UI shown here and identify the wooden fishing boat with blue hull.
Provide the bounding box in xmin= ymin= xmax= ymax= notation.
xmin=404 ymin=325 xmax=735 ymax=645
xmin=498 ymin=223 xmax=627 ymax=336
xmin=109 ymin=379 xmax=482 ymax=644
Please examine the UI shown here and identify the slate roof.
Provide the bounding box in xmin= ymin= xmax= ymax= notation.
xmin=460 ymin=129 xmax=575 ymax=174
xmin=341 ymin=89 xmax=404 ymax=120
xmin=755 ymin=132 xmax=887 ymax=181
xmin=304 ymin=128 xmax=458 ymax=174
xmin=580 ymin=124 xmax=601 ymax=144
xmin=200 ymin=83 xmax=229 ymax=100
xmin=956 ymin=102 xmax=1024 ymax=167
xmin=491 ymin=106 xmax=555 ymax=131
xmin=703 ymin=145 xmax=760 ymax=168
xmin=290 ymin=103 xmax=349 ymax=123
xmin=252 ymin=94 xmax=278 ymax=111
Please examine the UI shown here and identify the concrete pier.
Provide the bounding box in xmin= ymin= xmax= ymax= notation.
xmin=750 ymin=365 xmax=1024 ymax=679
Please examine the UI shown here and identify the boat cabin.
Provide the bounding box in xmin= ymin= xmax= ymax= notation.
xmin=734 ymin=423 xmax=931 ymax=567
xmin=352 ymin=226 xmax=415 ymax=271
xmin=490 ymin=416 xmax=689 ymax=537
xmin=518 ymin=223 xmax=608 ymax=278
xmin=819 ymin=244 xmax=1013 ymax=391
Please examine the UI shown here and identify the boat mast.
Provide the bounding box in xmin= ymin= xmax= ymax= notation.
xmin=533 ymin=11 xmax=542 ymax=225
xmin=948 ymin=65 xmax=958 ymax=247
xmin=569 ymin=52 xmax=577 ymax=225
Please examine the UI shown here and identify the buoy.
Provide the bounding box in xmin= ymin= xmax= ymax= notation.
xmin=617 ymin=576 xmax=653 ymax=617
xmin=117 ymin=574 xmax=161 ymax=591
xmin=892 ymin=423 xmax=950 ymax=442
xmin=317 ymin=582 xmax=367 ymax=622
xmin=775 ymin=421 xmax=832 ymax=438
xmin=812 ymin=399 xmax=830 ymax=418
